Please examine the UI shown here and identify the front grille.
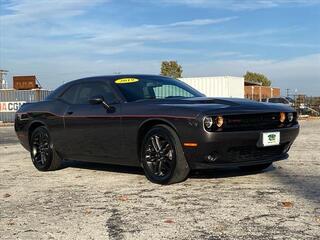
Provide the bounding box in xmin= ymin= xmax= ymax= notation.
xmin=226 ymin=144 xmax=286 ymax=163
xmin=219 ymin=113 xmax=297 ymax=131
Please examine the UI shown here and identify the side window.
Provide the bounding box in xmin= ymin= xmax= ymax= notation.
xmin=269 ymin=98 xmax=279 ymax=103
xmin=279 ymin=98 xmax=289 ymax=104
xmin=99 ymin=83 xmax=119 ymax=104
xmin=74 ymin=82 xmax=118 ymax=105
xmin=76 ymin=84 xmax=92 ymax=104
xmin=60 ymin=85 xmax=79 ymax=104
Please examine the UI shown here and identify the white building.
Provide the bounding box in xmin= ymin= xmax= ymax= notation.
xmin=179 ymin=76 xmax=244 ymax=98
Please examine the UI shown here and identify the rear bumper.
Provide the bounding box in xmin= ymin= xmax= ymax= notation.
xmin=184 ymin=124 xmax=299 ymax=169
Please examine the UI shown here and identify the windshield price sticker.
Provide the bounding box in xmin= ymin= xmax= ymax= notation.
xmin=115 ymin=78 xmax=139 ymax=84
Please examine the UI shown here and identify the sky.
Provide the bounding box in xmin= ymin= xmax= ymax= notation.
xmin=0 ymin=0 xmax=320 ymax=96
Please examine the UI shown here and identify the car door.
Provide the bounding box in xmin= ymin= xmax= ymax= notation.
xmin=61 ymin=81 xmax=124 ymax=163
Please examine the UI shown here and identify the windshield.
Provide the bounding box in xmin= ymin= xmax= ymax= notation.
xmin=114 ymin=77 xmax=204 ymax=102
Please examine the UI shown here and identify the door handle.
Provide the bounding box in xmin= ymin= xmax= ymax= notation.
xmin=67 ymin=111 xmax=74 ymax=115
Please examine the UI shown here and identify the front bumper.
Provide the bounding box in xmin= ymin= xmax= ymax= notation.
xmin=184 ymin=124 xmax=299 ymax=169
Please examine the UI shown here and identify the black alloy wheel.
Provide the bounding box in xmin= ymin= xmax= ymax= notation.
xmin=141 ymin=124 xmax=190 ymax=184
xmin=144 ymin=134 xmax=176 ymax=180
xmin=30 ymin=126 xmax=61 ymax=171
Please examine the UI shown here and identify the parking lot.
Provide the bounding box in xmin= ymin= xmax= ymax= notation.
xmin=0 ymin=120 xmax=319 ymax=240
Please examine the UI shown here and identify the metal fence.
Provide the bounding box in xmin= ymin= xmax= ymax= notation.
xmin=0 ymin=89 xmax=51 ymax=122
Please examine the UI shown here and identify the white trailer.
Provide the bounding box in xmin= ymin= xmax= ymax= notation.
xmin=179 ymin=76 xmax=244 ymax=98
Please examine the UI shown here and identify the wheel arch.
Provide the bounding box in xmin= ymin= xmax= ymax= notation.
xmin=137 ymin=118 xmax=179 ymax=159
xmin=28 ymin=121 xmax=47 ymax=146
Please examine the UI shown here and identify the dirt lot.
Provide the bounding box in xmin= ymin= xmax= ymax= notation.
xmin=1 ymin=121 xmax=319 ymax=240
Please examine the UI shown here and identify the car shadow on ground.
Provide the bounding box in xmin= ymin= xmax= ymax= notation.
xmin=63 ymin=160 xmax=275 ymax=179
xmin=65 ymin=160 xmax=320 ymax=204
xmin=190 ymin=165 xmax=275 ymax=179
xmin=270 ymin=166 xmax=320 ymax=204
xmin=64 ymin=160 xmax=145 ymax=175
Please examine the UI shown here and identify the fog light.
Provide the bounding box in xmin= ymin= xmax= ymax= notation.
xmin=287 ymin=112 xmax=294 ymax=122
xmin=203 ymin=116 xmax=213 ymax=129
xmin=215 ymin=116 xmax=224 ymax=128
xmin=205 ymin=152 xmax=218 ymax=162
xmin=280 ymin=112 xmax=286 ymax=123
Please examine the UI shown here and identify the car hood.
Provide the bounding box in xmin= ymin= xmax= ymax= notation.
xmin=156 ymin=97 xmax=295 ymax=114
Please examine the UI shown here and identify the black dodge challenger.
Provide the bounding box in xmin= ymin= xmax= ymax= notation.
xmin=15 ymin=75 xmax=299 ymax=184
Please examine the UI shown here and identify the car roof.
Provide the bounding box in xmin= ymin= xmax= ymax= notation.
xmin=46 ymin=74 xmax=172 ymax=100
xmin=69 ymin=74 xmax=169 ymax=85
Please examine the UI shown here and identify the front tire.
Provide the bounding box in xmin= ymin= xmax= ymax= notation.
xmin=30 ymin=126 xmax=62 ymax=171
xmin=141 ymin=124 xmax=190 ymax=184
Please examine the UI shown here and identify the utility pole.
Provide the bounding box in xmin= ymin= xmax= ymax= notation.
xmin=0 ymin=69 xmax=9 ymax=89
xmin=286 ymin=88 xmax=290 ymax=98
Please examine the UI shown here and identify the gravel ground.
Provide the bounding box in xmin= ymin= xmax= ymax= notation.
xmin=0 ymin=120 xmax=319 ymax=240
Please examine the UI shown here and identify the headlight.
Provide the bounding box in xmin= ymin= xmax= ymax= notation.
xmin=280 ymin=112 xmax=286 ymax=123
xmin=215 ymin=116 xmax=224 ymax=128
xmin=287 ymin=112 xmax=294 ymax=122
xmin=203 ymin=116 xmax=213 ymax=129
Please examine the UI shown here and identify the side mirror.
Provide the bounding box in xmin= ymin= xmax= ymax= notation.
xmin=89 ymin=95 xmax=113 ymax=111
xmin=89 ymin=96 xmax=104 ymax=105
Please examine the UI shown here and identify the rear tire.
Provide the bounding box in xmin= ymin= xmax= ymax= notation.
xmin=239 ymin=163 xmax=272 ymax=172
xmin=30 ymin=126 xmax=62 ymax=171
xmin=141 ymin=124 xmax=190 ymax=184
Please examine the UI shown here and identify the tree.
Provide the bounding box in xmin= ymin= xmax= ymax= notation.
xmin=160 ymin=61 xmax=183 ymax=79
xmin=244 ymin=71 xmax=271 ymax=86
